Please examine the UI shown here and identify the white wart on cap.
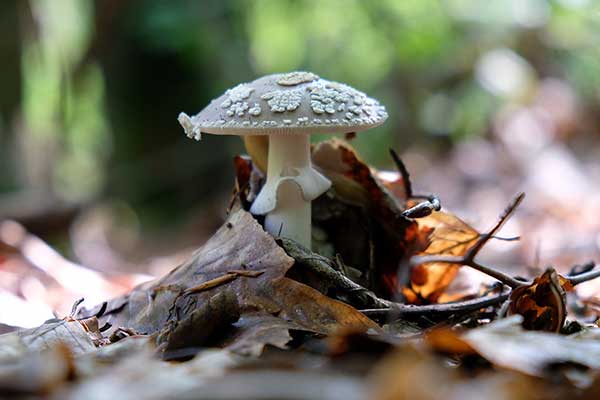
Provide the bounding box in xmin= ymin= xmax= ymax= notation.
xmin=178 ymin=72 xmax=388 ymax=248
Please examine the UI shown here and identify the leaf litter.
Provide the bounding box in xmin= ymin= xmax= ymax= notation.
xmin=1 ymin=139 xmax=600 ymax=399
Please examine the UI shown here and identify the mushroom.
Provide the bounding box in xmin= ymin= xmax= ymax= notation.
xmin=178 ymin=71 xmax=387 ymax=248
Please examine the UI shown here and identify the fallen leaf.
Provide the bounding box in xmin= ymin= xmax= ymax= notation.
xmin=403 ymin=210 xmax=480 ymax=303
xmin=226 ymin=312 xmax=303 ymax=356
xmin=0 ymin=343 xmax=73 ymax=395
xmin=370 ymin=345 xmax=556 ymax=400
xmin=266 ymin=277 xmax=378 ymax=334
xmin=508 ymin=268 xmax=568 ymax=332
xmin=462 ymin=316 xmax=600 ymax=381
xmin=311 ymin=139 xmax=420 ymax=297
xmin=0 ymin=319 xmax=96 ymax=360
xmin=81 ymin=210 xmax=376 ymax=357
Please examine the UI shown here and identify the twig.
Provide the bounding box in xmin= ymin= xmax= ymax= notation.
xmin=227 ymin=269 xmax=264 ymax=277
xmin=184 ymin=269 xmax=266 ymax=295
xmin=568 ymin=261 xmax=595 ymax=277
xmin=360 ymin=291 xmax=509 ymax=318
xmin=410 ymin=193 xmax=526 ymax=289
xmin=281 ymin=238 xmax=510 ymax=320
xmin=567 ymin=268 xmax=600 ymax=286
xmin=390 ymin=149 xmax=441 ymax=219
xmin=69 ymin=298 xmax=85 ymax=318
xmin=389 ymin=149 xmax=412 ymax=197
xmin=185 ymin=273 xmax=238 ymax=294
xmin=402 ymin=195 xmax=441 ymax=219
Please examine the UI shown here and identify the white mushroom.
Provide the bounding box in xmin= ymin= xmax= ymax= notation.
xmin=178 ymin=71 xmax=387 ymax=249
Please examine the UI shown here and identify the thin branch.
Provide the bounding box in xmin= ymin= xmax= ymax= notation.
xmin=360 ymin=292 xmax=509 ymax=318
xmin=410 ymin=254 xmax=523 ymax=288
xmin=69 ymin=298 xmax=85 ymax=318
xmin=281 ymin=238 xmax=509 ymax=321
xmin=389 ymin=149 xmax=441 ymax=219
xmin=409 ymin=193 xmax=526 ymax=289
xmin=491 ymin=235 xmax=521 ymax=242
xmin=568 ymin=268 xmax=600 ymax=286
xmin=389 ymin=149 xmax=412 ymax=197
xmin=465 ymin=192 xmax=525 ymax=260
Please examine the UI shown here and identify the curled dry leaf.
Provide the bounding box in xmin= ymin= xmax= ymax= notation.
xmin=81 ymin=210 xmax=376 ymax=357
xmin=402 ymin=210 xmax=480 ymax=303
xmin=508 ymin=268 xmax=572 ymax=332
xmin=314 ymin=138 xmax=478 ymax=303
xmin=310 ymin=139 xmax=419 ymax=297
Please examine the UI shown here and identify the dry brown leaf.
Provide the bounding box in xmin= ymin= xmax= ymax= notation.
xmin=267 ymin=277 xmax=378 ymax=334
xmin=508 ymin=268 xmax=570 ymax=332
xmin=425 ymin=327 xmax=478 ymax=355
xmin=226 ymin=312 xmax=302 ymax=356
xmin=0 ymin=343 xmax=74 ymax=395
xmin=311 ymin=139 xmax=479 ymax=303
xmin=311 ymin=139 xmax=421 ymax=297
xmin=0 ymin=319 xmax=97 ymax=360
xmin=370 ymin=345 xmax=555 ymax=400
xmin=82 ymin=210 xmax=376 ymax=356
xmin=234 ymin=140 xmax=478 ymax=303
xmin=312 ymin=139 xmax=412 ymax=229
xmin=461 ymin=316 xmax=600 ymax=382
xmin=403 ymin=209 xmax=479 ymax=303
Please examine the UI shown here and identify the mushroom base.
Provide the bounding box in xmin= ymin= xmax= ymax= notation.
xmin=263 ymin=179 xmax=311 ymax=247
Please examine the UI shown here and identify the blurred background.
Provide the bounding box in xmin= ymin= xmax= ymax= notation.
xmin=1 ymin=0 xmax=600 ymax=327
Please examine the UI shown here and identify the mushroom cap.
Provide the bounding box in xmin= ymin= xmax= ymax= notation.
xmin=179 ymin=71 xmax=388 ymax=139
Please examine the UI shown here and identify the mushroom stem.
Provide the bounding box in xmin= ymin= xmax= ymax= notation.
xmin=264 ymin=134 xmax=312 ymax=248
xmin=264 ymin=180 xmax=311 ymax=247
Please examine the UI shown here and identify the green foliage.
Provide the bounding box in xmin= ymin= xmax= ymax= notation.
xmin=1 ymin=0 xmax=599 ymax=223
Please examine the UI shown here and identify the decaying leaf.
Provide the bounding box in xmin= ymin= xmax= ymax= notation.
xmin=226 ymin=312 xmax=302 ymax=357
xmin=428 ymin=315 xmax=600 ymax=385
xmin=0 ymin=318 xmax=97 ymax=360
xmin=82 ymin=209 xmax=376 ymax=358
xmin=233 ymin=139 xmax=477 ymax=303
xmin=0 ymin=318 xmax=97 ymax=395
xmin=402 ymin=210 xmax=480 ymax=304
xmin=0 ymin=343 xmax=74 ymax=395
xmin=66 ymin=347 xmax=242 ymax=400
xmin=312 ymin=139 xmax=478 ymax=303
xmin=310 ymin=139 xmax=420 ymax=297
xmin=508 ymin=268 xmax=572 ymax=332
xmin=266 ymin=277 xmax=379 ymax=334
xmin=311 ymin=138 xmax=408 ymax=217
xmin=369 ymin=346 xmax=556 ymax=400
